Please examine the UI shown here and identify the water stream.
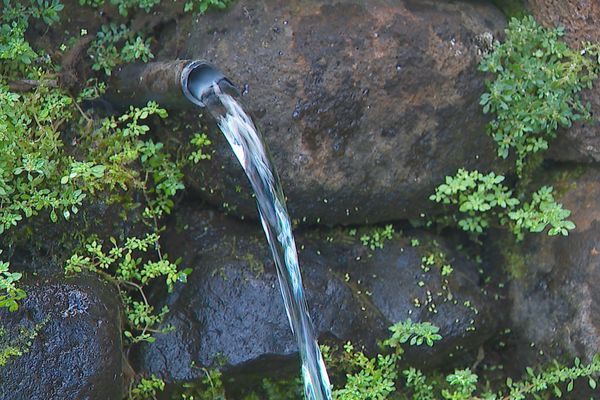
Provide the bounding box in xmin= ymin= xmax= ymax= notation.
xmin=187 ymin=76 xmax=333 ymax=400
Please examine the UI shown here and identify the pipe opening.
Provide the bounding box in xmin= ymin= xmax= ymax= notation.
xmin=181 ymin=60 xmax=235 ymax=107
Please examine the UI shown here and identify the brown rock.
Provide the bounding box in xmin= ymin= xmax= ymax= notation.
xmin=168 ymin=0 xmax=507 ymax=225
xmin=503 ymin=166 xmax=600 ymax=366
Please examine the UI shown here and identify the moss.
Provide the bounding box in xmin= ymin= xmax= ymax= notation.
xmin=491 ymin=0 xmax=528 ymax=18
xmin=498 ymin=234 xmax=527 ymax=279
xmin=238 ymin=253 xmax=265 ymax=278
xmin=0 ymin=318 xmax=48 ymax=367
xmin=548 ymin=165 xmax=587 ymax=199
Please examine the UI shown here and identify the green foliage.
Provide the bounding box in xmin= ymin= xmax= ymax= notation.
xmin=507 ymin=185 xmax=575 ymax=239
xmin=179 ymin=368 xmax=226 ymax=400
xmin=79 ymin=0 xmax=161 ymax=15
xmin=442 ymin=369 xmax=478 ymax=400
xmin=189 ymin=133 xmax=212 ymax=164
xmin=503 ymin=356 xmax=600 ymax=400
xmin=330 ymin=342 xmax=398 ymax=400
xmin=480 ymin=16 xmax=600 ymax=174
xmin=420 ymin=250 xmax=453 ymax=276
xmin=1 ymin=0 xmax=64 ymax=77
xmin=0 ymin=84 xmax=94 ymax=234
xmin=80 ymin=0 xmax=234 ymax=15
xmin=0 ymin=318 xmax=47 ymax=367
xmin=384 ymin=319 xmax=442 ymax=350
xmin=129 ymin=375 xmax=165 ymax=400
xmin=402 ymin=368 xmax=435 ymax=400
xmin=430 ymin=169 xmax=574 ymax=240
xmin=65 ymin=233 xmax=188 ymax=344
xmin=359 ymin=225 xmax=395 ymax=251
xmin=88 ymin=24 xmax=153 ymax=75
xmin=184 ymin=0 xmax=234 ymax=14
xmin=0 ymin=0 xmax=187 ymax=317
xmin=0 ymin=260 xmax=26 ymax=311
xmin=78 ymin=101 xmax=185 ymax=223
xmin=79 ymin=0 xmax=104 ymax=7
xmin=326 ymin=319 xmax=600 ymax=400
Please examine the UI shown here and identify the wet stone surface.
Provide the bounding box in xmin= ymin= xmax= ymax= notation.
xmin=495 ymin=167 xmax=600 ymax=368
xmin=133 ymin=204 xmax=504 ymax=389
xmin=0 ymin=274 xmax=123 ymax=400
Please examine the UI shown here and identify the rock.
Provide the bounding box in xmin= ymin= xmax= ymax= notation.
xmin=0 ymin=274 xmax=123 ymax=400
xmin=166 ymin=0 xmax=506 ymax=225
xmin=526 ymin=0 xmax=600 ymax=162
xmin=501 ymin=167 xmax=600 ymax=367
xmin=133 ymin=204 xmax=503 ymax=389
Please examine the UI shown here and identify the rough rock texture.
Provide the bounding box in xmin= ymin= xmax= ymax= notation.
xmin=165 ymin=0 xmax=507 ymax=225
xmin=0 ymin=274 xmax=123 ymax=400
xmin=503 ymin=167 xmax=600 ymax=367
xmin=133 ymin=204 xmax=503 ymax=388
xmin=527 ymin=0 xmax=600 ymax=162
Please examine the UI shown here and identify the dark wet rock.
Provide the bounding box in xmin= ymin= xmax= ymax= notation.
xmin=498 ymin=167 xmax=600 ymax=367
xmin=164 ymin=0 xmax=507 ymax=225
xmin=526 ymin=0 xmax=600 ymax=162
xmin=0 ymin=274 xmax=123 ymax=400
xmin=133 ymin=204 xmax=503 ymax=388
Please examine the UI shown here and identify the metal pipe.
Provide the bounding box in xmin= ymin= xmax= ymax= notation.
xmin=107 ymin=60 xmax=236 ymax=110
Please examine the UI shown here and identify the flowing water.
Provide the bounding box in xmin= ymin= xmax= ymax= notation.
xmin=187 ymin=79 xmax=333 ymax=400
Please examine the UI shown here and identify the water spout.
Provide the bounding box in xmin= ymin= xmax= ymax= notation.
xmin=177 ymin=60 xmax=332 ymax=399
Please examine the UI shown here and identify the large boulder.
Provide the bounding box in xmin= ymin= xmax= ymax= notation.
xmin=526 ymin=0 xmax=600 ymax=162
xmin=133 ymin=204 xmax=503 ymax=390
xmin=165 ymin=0 xmax=507 ymax=225
xmin=0 ymin=274 xmax=123 ymax=400
xmin=500 ymin=167 xmax=600 ymax=367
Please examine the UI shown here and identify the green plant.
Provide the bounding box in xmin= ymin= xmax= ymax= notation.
xmin=321 ymin=319 xmax=443 ymax=400
xmin=178 ymin=368 xmax=227 ymax=400
xmin=430 ymin=169 xmax=574 ymax=240
xmin=77 ymin=101 xmax=186 ymax=223
xmin=65 ymin=233 xmax=189 ymax=344
xmin=88 ymin=24 xmax=153 ymax=75
xmin=80 ymin=0 xmax=233 ymax=16
xmin=129 ymin=375 xmax=165 ymax=400
xmin=384 ymin=319 xmax=442 ymax=351
xmin=503 ymin=357 xmax=600 ymax=399
xmin=329 ymin=342 xmax=398 ymax=400
xmin=0 ymin=260 xmax=26 ymax=311
xmin=359 ymin=225 xmax=395 ymax=251
xmin=189 ymin=133 xmax=212 ymax=163
xmin=325 ymin=319 xmax=600 ymax=400
xmin=0 ymin=0 xmax=62 ymax=75
xmin=480 ymin=16 xmax=600 ymax=174
xmin=420 ymin=250 xmax=453 ymax=276
xmin=79 ymin=0 xmax=104 ymax=7
xmin=442 ymin=369 xmax=478 ymax=400
xmin=184 ymin=0 xmax=234 ymax=14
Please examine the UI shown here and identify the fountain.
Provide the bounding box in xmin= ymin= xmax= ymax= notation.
xmin=111 ymin=60 xmax=333 ymax=399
